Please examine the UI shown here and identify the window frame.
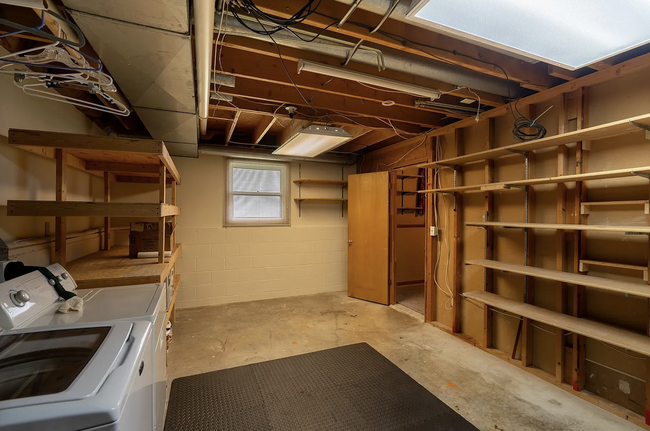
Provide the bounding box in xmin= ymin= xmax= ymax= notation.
xmin=225 ymin=158 xmax=291 ymax=227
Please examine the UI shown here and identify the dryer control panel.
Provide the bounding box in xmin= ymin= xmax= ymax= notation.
xmin=0 ymin=263 xmax=77 ymax=330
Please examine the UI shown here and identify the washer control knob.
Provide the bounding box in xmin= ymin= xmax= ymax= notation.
xmin=48 ymin=279 xmax=56 ymax=286
xmin=61 ymin=273 xmax=69 ymax=280
xmin=10 ymin=290 xmax=31 ymax=307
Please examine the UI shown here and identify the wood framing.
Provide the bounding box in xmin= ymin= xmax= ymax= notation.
xmin=452 ymin=129 xmax=463 ymax=333
xmin=463 ymin=291 xmax=650 ymax=357
xmin=7 ymin=201 xmax=181 ymax=218
xmin=103 ymin=172 xmax=110 ymax=252
xmin=252 ymin=116 xmax=276 ymax=146
xmin=159 ymin=165 xmax=167 ymax=264
xmin=55 ymin=149 xmax=67 ymax=265
xmin=483 ymin=119 xmax=495 ymax=348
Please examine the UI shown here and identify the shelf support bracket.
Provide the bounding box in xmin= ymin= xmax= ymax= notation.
xmin=632 ymin=171 xmax=650 ymax=180
xmin=437 ymin=163 xmax=459 ymax=169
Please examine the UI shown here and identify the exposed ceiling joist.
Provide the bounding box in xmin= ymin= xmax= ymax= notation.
xmin=252 ymin=116 xmax=276 ymax=146
xmin=216 ymin=76 xmax=444 ymax=128
xmin=217 ymin=37 xmax=505 ymax=107
xmin=214 ymin=46 xmax=469 ymax=119
xmin=210 ymin=101 xmax=425 ymax=133
xmin=224 ymin=110 xmax=241 ymax=146
xmin=248 ymin=0 xmax=555 ymax=91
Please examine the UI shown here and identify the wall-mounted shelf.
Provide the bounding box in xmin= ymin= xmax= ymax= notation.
xmin=397 ymin=174 xmax=424 ymax=179
xmin=581 ymin=200 xmax=649 ymax=215
xmin=397 ymin=207 xmax=422 ymax=211
xmin=463 ymin=291 xmax=650 ymax=357
xmin=295 ymin=165 xmax=347 ymax=217
xmin=294 ymin=198 xmax=348 ymax=203
xmin=398 ymin=191 xmax=418 ymax=195
xmin=466 ymin=221 xmax=650 ymax=234
xmin=466 ymin=259 xmax=650 ymax=299
xmin=419 ymin=113 xmax=650 ymax=169
xmin=579 ymin=259 xmax=649 ymax=281
xmin=7 ymin=201 xmax=180 ymax=218
xmin=293 ymin=179 xmax=348 ymax=186
xmin=419 ymin=166 xmax=650 ymax=194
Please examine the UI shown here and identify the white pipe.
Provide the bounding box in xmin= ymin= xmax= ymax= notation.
xmin=194 ymin=0 xmax=215 ymax=136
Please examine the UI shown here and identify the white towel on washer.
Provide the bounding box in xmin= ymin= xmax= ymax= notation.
xmin=57 ymin=296 xmax=84 ymax=313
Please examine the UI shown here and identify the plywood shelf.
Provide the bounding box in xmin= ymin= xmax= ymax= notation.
xmin=579 ymin=260 xmax=649 ymax=281
xmin=293 ymin=179 xmax=348 ymax=186
xmin=466 ymin=259 xmax=650 ymax=299
xmin=66 ymin=245 xmax=181 ymax=289
xmin=7 ymin=201 xmax=181 ymax=218
xmin=166 ymin=274 xmax=181 ymax=324
xmin=419 ymin=166 xmax=650 ymax=194
xmin=466 ymin=221 xmax=650 ymax=234
xmin=9 ymin=129 xmax=180 ymax=184
xmin=581 ymin=200 xmax=649 ymax=215
xmin=419 ymin=113 xmax=650 ymax=169
xmin=397 ymin=174 xmax=424 ymax=179
xmin=294 ymin=198 xmax=348 ymax=203
xmin=397 ymin=191 xmax=418 ymax=195
xmin=463 ymin=291 xmax=650 ymax=357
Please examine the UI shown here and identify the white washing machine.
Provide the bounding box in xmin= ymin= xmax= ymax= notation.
xmin=0 ymin=263 xmax=167 ymax=430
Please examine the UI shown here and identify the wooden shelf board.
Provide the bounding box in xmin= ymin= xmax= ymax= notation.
xmin=293 ymin=179 xmax=348 ymax=186
xmin=166 ymin=274 xmax=181 ymax=322
xmin=582 ymin=200 xmax=648 ymax=207
xmin=294 ymin=198 xmax=348 ymax=203
xmin=579 ymin=260 xmax=649 ymax=281
xmin=66 ymin=245 xmax=181 ymax=289
xmin=419 ymin=166 xmax=650 ymax=194
xmin=398 ymin=207 xmax=422 ymax=211
xmin=463 ymin=291 xmax=650 ymax=357
xmin=466 ymin=259 xmax=650 ymax=299
xmin=419 ymin=113 xmax=650 ymax=169
xmin=397 ymin=191 xmax=418 ymax=194
xmin=466 ymin=221 xmax=650 ymax=234
xmin=8 ymin=129 xmax=180 ymax=184
xmin=397 ymin=174 xmax=424 ymax=179
xmin=7 ymin=201 xmax=180 ymax=218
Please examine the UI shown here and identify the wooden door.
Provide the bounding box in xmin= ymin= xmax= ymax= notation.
xmin=347 ymin=172 xmax=390 ymax=304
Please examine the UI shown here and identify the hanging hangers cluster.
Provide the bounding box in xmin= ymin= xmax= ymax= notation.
xmin=0 ymin=8 xmax=130 ymax=116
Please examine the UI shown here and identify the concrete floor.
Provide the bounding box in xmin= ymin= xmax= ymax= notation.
xmin=167 ymin=291 xmax=640 ymax=431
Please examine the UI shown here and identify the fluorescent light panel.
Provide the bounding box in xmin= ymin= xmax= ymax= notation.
xmin=297 ymin=59 xmax=441 ymax=100
xmin=273 ymin=125 xmax=352 ymax=157
xmin=408 ymin=0 xmax=650 ymax=70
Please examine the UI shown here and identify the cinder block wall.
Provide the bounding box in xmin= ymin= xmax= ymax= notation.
xmin=170 ymin=155 xmax=353 ymax=308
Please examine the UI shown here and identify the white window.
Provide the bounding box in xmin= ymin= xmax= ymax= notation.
xmin=225 ymin=159 xmax=290 ymax=226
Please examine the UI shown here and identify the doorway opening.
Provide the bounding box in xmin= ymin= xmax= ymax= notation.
xmin=393 ymin=166 xmax=426 ymax=316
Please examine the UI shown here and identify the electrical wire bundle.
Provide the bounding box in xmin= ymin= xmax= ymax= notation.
xmin=230 ymin=0 xmax=324 ymax=38
xmin=510 ymin=100 xmax=550 ymax=142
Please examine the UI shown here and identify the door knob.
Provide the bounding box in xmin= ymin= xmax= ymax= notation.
xmin=348 ymin=240 xmax=353 ymax=245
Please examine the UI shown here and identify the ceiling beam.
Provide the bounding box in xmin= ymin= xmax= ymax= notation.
xmin=215 ymin=46 xmax=469 ymax=119
xmin=247 ymin=0 xmax=555 ymax=90
xmin=337 ymin=129 xmax=396 ymax=152
xmin=208 ymin=99 xmax=425 ymax=133
xmin=252 ymin=116 xmax=276 ymax=146
xmin=216 ymin=76 xmax=444 ymax=128
xmin=224 ymin=111 xmax=241 ymax=146
xmin=217 ymin=37 xmax=504 ymax=107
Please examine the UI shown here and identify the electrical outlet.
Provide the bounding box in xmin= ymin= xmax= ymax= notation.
xmin=430 ymin=226 xmax=439 ymax=237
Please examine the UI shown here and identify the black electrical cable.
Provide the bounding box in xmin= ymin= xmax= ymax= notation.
xmin=230 ymin=0 xmax=322 ymax=36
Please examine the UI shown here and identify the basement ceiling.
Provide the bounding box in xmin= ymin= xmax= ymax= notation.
xmin=2 ymin=0 xmax=650 ymax=159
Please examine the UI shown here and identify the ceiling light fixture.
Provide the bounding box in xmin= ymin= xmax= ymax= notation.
xmin=272 ymin=125 xmax=352 ymax=158
xmin=297 ymin=59 xmax=441 ymax=101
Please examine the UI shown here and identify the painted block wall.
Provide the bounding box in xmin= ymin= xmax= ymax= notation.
xmin=167 ymin=155 xmax=355 ymax=308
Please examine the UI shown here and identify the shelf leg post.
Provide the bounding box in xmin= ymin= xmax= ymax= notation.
xmin=452 ymin=129 xmax=463 ymax=333
xmin=171 ymin=180 xmax=177 ymax=252
xmin=103 ymin=172 xmax=111 ymax=251
xmin=572 ymin=88 xmax=588 ymax=392
xmin=483 ymin=119 xmax=495 ymax=348
xmin=55 ymin=149 xmax=67 ymax=265
xmin=159 ymin=166 xmax=167 ymax=264
xmin=556 ymin=96 xmax=570 ymax=383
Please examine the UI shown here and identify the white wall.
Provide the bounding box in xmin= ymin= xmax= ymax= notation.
xmin=169 ymin=154 xmax=354 ymax=308
xmin=0 ymin=46 xmax=105 ymax=265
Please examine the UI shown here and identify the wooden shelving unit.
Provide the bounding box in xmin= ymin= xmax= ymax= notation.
xmin=466 ymin=260 xmax=650 ymax=299
xmin=463 ymin=291 xmax=650 ymax=357
xmin=294 ymin=164 xmax=347 ymax=217
xmin=66 ymin=245 xmax=181 ymax=289
xmin=396 ymin=169 xmax=424 ymax=215
xmin=6 ymin=128 xmax=181 ymax=266
xmin=466 ymin=221 xmax=650 ymax=234
xmin=419 ymin=165 xmax=650 ymax=194
xmin=419 ymin=113 xmax=650 ymax=169
xmin=581 ymin=200 xmax=649 ymax=214
xmin=579 ymin=260 xmax=649 ymax=281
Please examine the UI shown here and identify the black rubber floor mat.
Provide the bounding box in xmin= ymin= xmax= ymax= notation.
xmin=165 ymin=343 xmax=478 ymax=431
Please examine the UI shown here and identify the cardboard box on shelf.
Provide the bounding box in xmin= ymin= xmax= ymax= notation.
xmin=129 ymin=222 xmax=173 ymax=258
